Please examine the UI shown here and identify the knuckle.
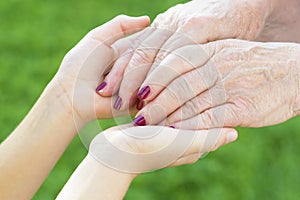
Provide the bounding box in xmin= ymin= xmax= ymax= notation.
xmin=169 ymin=77 xmax=194 ymax=105
xmin=201 ymin=91 xmax=216 ymax=105
xmin=197 ymin=110 xmax=213 ymax=129
xmin=181 ymin=98 xmax=200 ymax=118
xmin=153 ymin=5 xmax=181 ymax=30
xmin=212 ymin=39 xmax=241 ymax=53
xmin=166 ymin=114 xmax=178 ymax=125
xmin=164 ymin=87 xmax=182 ymax=106
xmin=131 ymin=48 xmax=152 ymax=65
xmin=165 ymin=3 xmax=182 ymax=15
xmin=228 ymin=100 xmax=248 ymax=126
xmin=179 ymin=16 xmax=216 ymax=36
xmin=152 ymin=14 xmax=164 ymax=27
xmin=154 ymin=52 xmax=167 ymax=64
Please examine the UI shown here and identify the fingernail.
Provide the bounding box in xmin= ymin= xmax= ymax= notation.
xmin=133 ymin=115 xmax=146 ymax=126
xmin=103 ymin=71 xmax=110 ymax=77
xmin=96 ymin=82 xmax=107 ymax=93
xmin=226 ymin=131 xmax=238 ymax=144
xmin=137 ymin=85 xmax=150 ymax=100
xmin=136 ymin=99 xmax=144 ymax=110
xmin=114 ymin=96 xmax=122 ymax=110
xmin=169 ymin=125 xmax=175 ymax=129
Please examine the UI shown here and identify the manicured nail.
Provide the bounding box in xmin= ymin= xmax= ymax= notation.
xmin=133 ymin=115 xmax=146 ymax=126
xmin=137 ymin=85 xmax=150 ymax=100
xmin=136 ymin=99 xmax=144 ymax=110
xmin=114 ymin=96 xmax=122 ymax=110
xmin=226 ymin=131 xmax=238 ymax=144
xmin=96 ymin=82 xmax=107 ymax=93
xmin=103 ymin=71 xmax=110 ymax=77
xmin=169 ymin=125 xmax=175 ymax=129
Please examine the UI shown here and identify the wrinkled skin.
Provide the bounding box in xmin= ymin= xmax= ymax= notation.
xmin=97 ymin=0 xmax=300 ymax=112
xmin=133 ymin=39 xmax=300 ymax=129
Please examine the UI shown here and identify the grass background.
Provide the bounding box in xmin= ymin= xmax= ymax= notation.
xmin=0 ymin=0 xmax=300 ymax=199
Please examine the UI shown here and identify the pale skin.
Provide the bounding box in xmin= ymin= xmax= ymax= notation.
xmin=96 ymin=0 xmax=300 ymax=114
xmin=133 ymin=39 xmax=300 ymax=128
xmin=0 ymin=15 xmax=151 ymax=199
xmin=57 ymin=126 xmax=237 ymax=199
xmin=0 ymin=14 xmax=237 ymax=199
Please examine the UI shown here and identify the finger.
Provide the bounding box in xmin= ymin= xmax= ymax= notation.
xmin=96 ymin=27 xmax=154 ymax=97
xmin=86 ymin=15 xmax=150 ymax=46
xmin=138 ymin=36 xmax=247 ymax=101
xmin=136 ymin=44 xmax=213 ymax=102
xmin=147 ymin=31 xmax=197 ymax=75
xmin=90 ymin=126 xmax=237 ymax=173
xmin=62 ymin=15 xmax=149 ymax=82
xmin=171 ymin=104 xmax=240 ymax=130
xmin=172 ymin=128 xmax=238 ymax=167
xmin=96 ymin=49 xmax=134 ymax=96
xmin=111 ymin=27 xmax=153 ymax=58
xmin=133 ymin=61 xmax=219 ymax=126
xmin=114 ymin=28 xmax=174 ymax=110
xmin=165 ymin=84 xmax=228 ymax=125
xmin=171 ymin=153 xmax=201 ymax=167
xmin=136 ymin=39 xmax=248 ymax=99
xmin=184 ymin=128 xmax=238 ymax=155
xmin=94 ymin=95 xmax=138 ymax=119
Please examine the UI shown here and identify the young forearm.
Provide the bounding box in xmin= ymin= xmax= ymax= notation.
xmin=57 ymin=154 xmax=135 ymax=200
xmin=0 ymin=82 xmax=78 ymax=199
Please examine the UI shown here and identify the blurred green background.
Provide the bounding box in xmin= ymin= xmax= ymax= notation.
xmin=0 ymin=0 xmax=300 ymax=199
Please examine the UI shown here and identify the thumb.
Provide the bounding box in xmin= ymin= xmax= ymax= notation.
xmin=182 ymin=128 xmax=238 ymax=156
xmin=172 ymin=128 xmax=238 ymax=167
xmin=86 ymin=15 xmax=150 ymax=46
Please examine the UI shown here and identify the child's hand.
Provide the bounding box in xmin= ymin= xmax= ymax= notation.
xmin=49 ymin=15 xmax=150 ymax=127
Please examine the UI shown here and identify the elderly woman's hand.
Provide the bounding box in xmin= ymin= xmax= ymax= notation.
xmin=97 ymin=0 xmax=300 ymax=111
xmin=49 ymin=15 xmax=150 ymax=127
xmin=132 ymin=39 xmax=300 ymax=128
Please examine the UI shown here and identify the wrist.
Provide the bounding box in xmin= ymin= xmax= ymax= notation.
xmin=293 ymin=45 xmax=300 ymax=116
xmin=252 ymin=0 xmax=274 ymax=19
xmin=57 ymin=154 xmax=136 ymax=200
xmin=85 ymin=154 xmax=136 ymax=198
xmin=266 ymin=0 xmax=300 ymax=25
xmin=295 ymin=63 xmax=300 ymax=117
xmin=44 ymin=77 xmax=88 ymax=131
xmin=86 ymin=154 xmax=137 ymax=180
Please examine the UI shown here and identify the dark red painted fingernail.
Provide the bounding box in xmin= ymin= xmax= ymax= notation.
xmin=96 ymin=82 xmax=107 ymax=93
xmin=169 ymin=125 xmax=175 ymax=129
xmin=114 ymin=96 xmax=122 ymax=110
xmin=103 ymin=71 xmax=110 ymax=77
xmin=133 ymin=115 xmax=146 ymax=126
xmin=137 ymin=86 xmax=150 ymax=100
xmin=136 ymin=99 xmax=144 ymax=110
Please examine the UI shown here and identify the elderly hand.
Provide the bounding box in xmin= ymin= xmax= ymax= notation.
xmin=49 ymin=15 xmax=150 ymax=127
xmin=96 ymin=0 xmax=300 ymax=111
xmin=132 ymin=39 xmax=300 ymax=128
